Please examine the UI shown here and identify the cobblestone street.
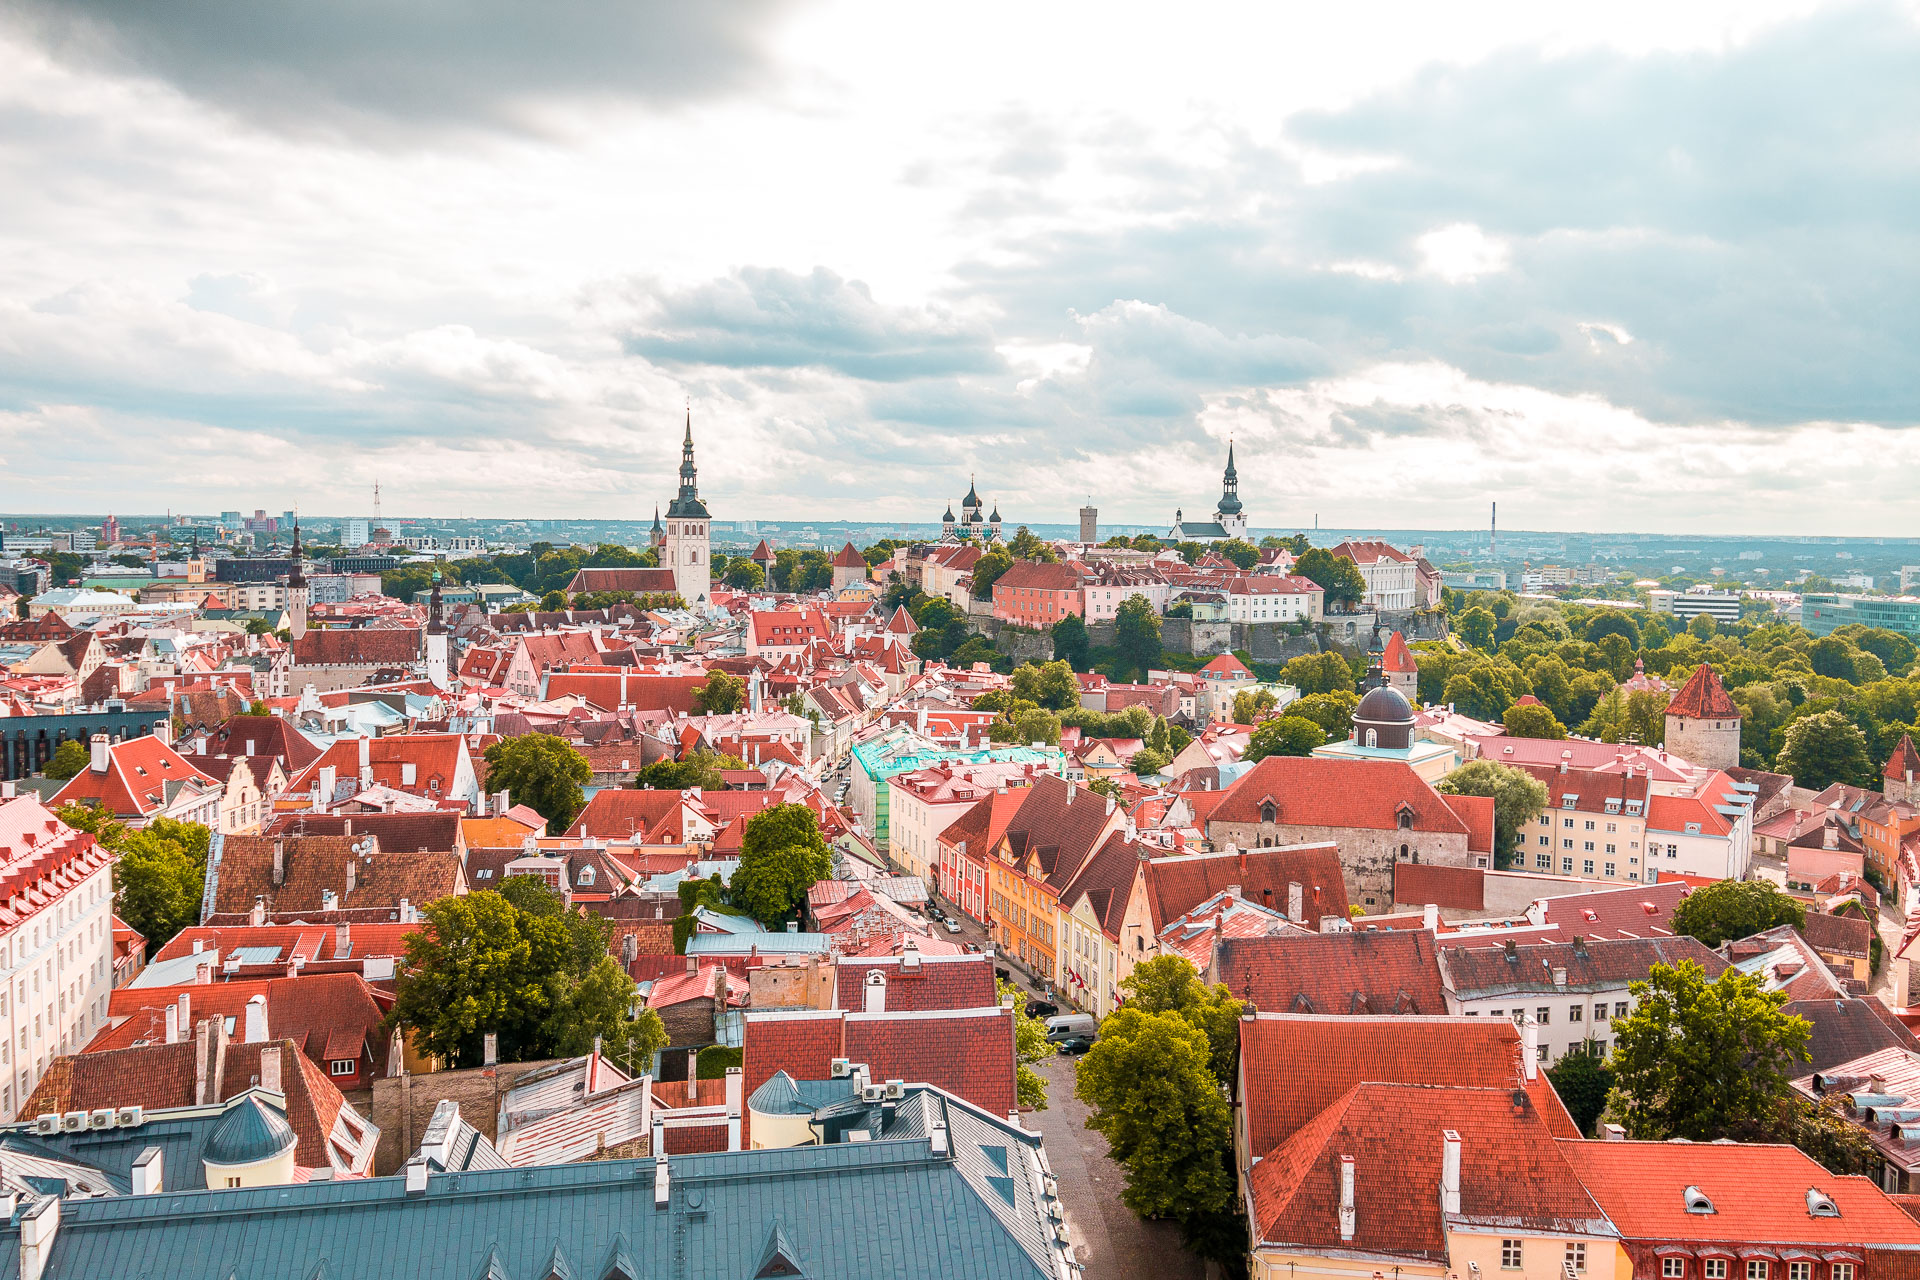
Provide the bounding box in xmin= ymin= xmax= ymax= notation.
xmin=1028 ymin=1055 xmax=1208 ymax=1280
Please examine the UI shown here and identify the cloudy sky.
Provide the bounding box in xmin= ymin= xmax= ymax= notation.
xmin=2 ymin=1 xmax=1916 ymax=533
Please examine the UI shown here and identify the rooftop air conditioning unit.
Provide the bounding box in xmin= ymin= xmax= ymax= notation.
xmin=116 ymin=1106 xmax=144 ymax=1127
xmin=829 ymin=1057 xmax=851 ymax=1078
xmin=62 ymin=1111 xmax=87 ymax=1132
xmin=884 ymin=1079 xmax=905 ymax=1100
xmin=33 ymin=1114 xmax=59 ymax=1135
xmin=88 ymin=1109 xmax=114 ymax=1130
xmin=861 ymin=1084 xmax=886 ymax=1103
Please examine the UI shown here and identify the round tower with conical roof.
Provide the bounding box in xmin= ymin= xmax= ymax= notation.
xmin=1662 ymin=663 xmax=1741 ymax=771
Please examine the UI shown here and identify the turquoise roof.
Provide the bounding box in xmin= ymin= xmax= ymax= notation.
xmin=203 ymin=1095 xmax=296 ymax=1166
xmin=0 ymin=1104 xmax=1069 ymax=1280
xmin=851 ymin=728 xmax=1060 ymax=784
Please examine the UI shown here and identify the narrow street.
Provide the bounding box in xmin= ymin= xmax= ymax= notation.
xmin=1028 ymin=1055 xmax=1207 ymax=1280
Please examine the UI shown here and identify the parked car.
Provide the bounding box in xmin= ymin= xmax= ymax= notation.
xmin=995 ymin=966 xmax=1012 ymax=983
xmin=964 ymin=942 xmax=982 ymax=953
xmin=1045 ymin=1013 xmax=1099 ymax=1043
xmin=942 ymin=918 xmax=962 ymax=934
xmin=1025 ymin=999 xmax=1060 ymax=1020
xmin=1054 ymin=1035 xmax=1095 ymax=1056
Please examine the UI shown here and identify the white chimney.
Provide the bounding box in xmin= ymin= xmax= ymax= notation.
xmin=357 ymin=735 xmax=372 ymax=787
xmin=177 ymin=993 xmax=190 ymax=1032
xmin=1423 ymin=902 xmax=1440 ymax=932
xmin=89 ymin=733 xmax=110 ymax=774
xmin=18 ymin=1195 xmax=58 ymax=1280
xmin=404 ymin=1156 xmax=428 ymax=1196
xmin=250 ymin=895 xmax=266 ymax=927
xmin=1523 ymin=1019 xmax=1539 ymax=1080
xmin=131 ymin=1147 xmax=163 ymax=1196
xmin=864 ymin=970 xmax=887 ymax=1014
xmin=725 ymin=1067 xmax=743 ymax=1153
xmin=163 ymin=1003 xmax=179 ymax=1045
xmin=244 ymin=994 xmax=267 ymax=1044
xmin=260 ymin=1044 xmax=282 ymax=1095
xmin=1338 ymin=1155 xmax=1356 ymax=1241
xmin=401 ymin=762 xmax=416 ymax=787
xmin=654 ymin=1154 xmax=670 ymax=1209
xmin=1441 ymin=1129 xmax=1461 ymax=1215
xmin=318 ymin=765 xmax=337 ymax=801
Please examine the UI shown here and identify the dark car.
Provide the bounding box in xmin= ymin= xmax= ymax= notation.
xmin=995 ymin=966 xmax=1012 ymax=983
xmin=1054 ymin=1035 xmax=1095 ymax=1056
xmin=1025 ymin=999 xmax=1059 ymax=1020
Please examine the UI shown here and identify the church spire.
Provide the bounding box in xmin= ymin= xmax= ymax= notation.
xmin=286 ymin=517 xmax=306 ymax=587
xmin=1216 ymin=439 xmax=1243 ymax=517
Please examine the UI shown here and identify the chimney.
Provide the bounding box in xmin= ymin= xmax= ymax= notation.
xmin=1441 ymin=1129 xmax=1461 ymax=1215
xmin=177 ymin=992 xmax=190 ymax=1032
xmin=864 ymin=970 xmax=887 ymax=1014
xmin=494 ymin=790 xmax=510 ymax=816
xmin=399 ymin=897 xmax=411 ymax=923
xmin=404 ymin=1156 xmax=429 ymax=1196
xmin=272 ymin=838 xmax=285 ymax=888
xmin=346 ymin=857 xmax=357 ymax=896
xmin=244 ymin=994 xmax=267 ymax=1044
xmin=357 ymin=735 xmax=372 ymax=787
xmin=1601 ymin=1122 xmax=1626 ymax=1141
xmin=89 ymin=733 xmax=110 ymax=774
xmin=1423 ymin=903 xmax=1439 ymax=932
xmin=725 ymin=1067 xmax=743 ymax=1152
xmin=318 ymin=765 xmax=337 ymax=802
xmin=1523 ymin=1019 xmax=1539 ymax=1080
xmin=654 ymin=1153 xmax=670 ymax=1209
xmin=1338 ymin=1155 xmax=1356 ymax=1241
xmin=196 ymin=960 xmax=212 ymax=985
xmin=260 ymin=1043 xmax=282 ymax=1095
xmin=686 ymin=1050 xmax=699 ymax=1102
xmin=336 ymin=921 xmax=351 ymax=957
xmin=1552 ymin=966 xmax=1568 ymax=988
xmin=163 ymin=1002 xmax=179 ymax=1045
xmin=1288 ymin=881 xmax=1304 ymax=921
xmin=130 ymin=1147 xmax=163 ymax=1195
xmin=18 ymin=1195 xmax=58 ymax=1280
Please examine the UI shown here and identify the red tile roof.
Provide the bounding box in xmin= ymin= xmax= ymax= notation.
xmin=1237 ymin=1012 xmax=1579 ymax=1161
xmin=831 ymin=542 xmax=866 ymax=568
xmin=1890 ymin=734 xmax=1920 ymax=782
xmin=1142 ymin=843 xmax=1348 ymax=932
xmin=285 ymin=733 xmax=472 ymax=800
xmin=1381 ymin=631 xmax=1417 ymax=674
xmin=48 ymin=735 xmax=216 ymax=818
xmin=1215 ymin=930 xmax=1449 ymax=1017
xmin=1562 ymin=1139 xmax=1920 ymax=1245
xmin=1250 ymin=1083 xmax=1605 ymax=1259
xmin=1392 ymin=861 xmax=1486 ymax=910
xmin=1665 ymin=663 xmax=1738 ymax=719
xmin=1440 ymin=792 xmax=1496 ymax=854
xmin=291 ymin=628 xmax=422 ymax=668
xmin=562 ymin=567 xmax=681 ymax=595
xmin=843 ymin=1006 xmax=1016 ymax=1116
xmin=1199 ymin=653 xmax=1252 ymax=679
xmin=1209 ymin=756 xmax=1470 ymax=835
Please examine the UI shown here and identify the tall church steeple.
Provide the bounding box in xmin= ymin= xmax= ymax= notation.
xmin=285 ymin=517 xmax=309 ymax=642
xmin=1214 ymin=441 xmax=1247 ymax=539
xmin=663 ymin=407 xmax=712 ymax=605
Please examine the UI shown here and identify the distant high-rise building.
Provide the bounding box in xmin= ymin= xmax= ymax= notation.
xmin=343 ymin=518 xmax=370 ymax=547
xmin=1079 ymin=504 xmax=1098 ymax=544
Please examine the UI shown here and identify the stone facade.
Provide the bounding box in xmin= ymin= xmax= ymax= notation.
xmin=1206 ymin=820 xmax=1472 ymax=913
xmin=1662 ymin=711 xmax=1740 ymax=771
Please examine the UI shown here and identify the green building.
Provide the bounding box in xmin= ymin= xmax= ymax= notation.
xmin=1802 ymin=593 xmax=1920 ymax=642
xmin=848 ymin=725 xmax=1063 ymax=847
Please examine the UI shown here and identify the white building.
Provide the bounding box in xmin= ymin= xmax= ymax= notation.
xmin=1082 ymin=571 xmax=1168 ymax=622
xmin=1166 ymin=444 xmax=1249 ymax=544
xmin=342 ymin=518 xmax=370 ymax=548
xmin=26 ymin=588 xmax=141 ymax=620
xmin=1647 ymin=587 xmax=1742 ymax=625
xmin=1329 ymin=540 xmax=1418 ymax=611
xmin=0 ymin=794 xmax=120 ymax=1118
xmin=1644 ymin=772 xmax=1754 ymax=881
xmin=1223 ymin=574 xmax=1323 ymax=624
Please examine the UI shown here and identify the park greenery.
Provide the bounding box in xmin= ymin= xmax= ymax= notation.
xmin=1668 ymin=877 xmax=1807 ymax=949
xmin=390 ymin=878 xmax=668 ymax=1071
xmin=58 ymin=805 xmax=210 ymax=956
xmin=727 ymin=803 xmax=834 ymax=926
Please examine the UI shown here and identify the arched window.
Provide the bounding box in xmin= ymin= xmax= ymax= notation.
xmin=1399 ymin=844 xmax=1409 ymax=860
xmin=1397 ymin=810 xmax=1413 ymax=830
xmin=1365 ymin=729 xmax=1378 ymax=749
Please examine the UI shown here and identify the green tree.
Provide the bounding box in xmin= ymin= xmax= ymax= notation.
xmin=541 ymin=589 xmax=567 ymax=612
xmin=1114 ymin=595 xmax=1162 ymax=680
xmin=1216 ymin=538 xmax=1259 ymax=570
xmin=1009 ymin=659 xmax=1080 ymax=710
xmin=990 ymin=706 xmax=1063 ymax=748
xmin=1580 ymin=687 xmax=1667 ymax=745
xmin=696 ymin=1045 xmax=744 ymax=1079
xmin=971 ymin=549 xmax=1013 ymax=599
xmin=390 ymin=891 xmax=544 ymax=1065
xmin=1294 ymin=547 xmax=1367 ymax=610
xmin=1437 ymin=760 xmax=1548 ymax=869
xmin=1281 ymin=651 xmax=1357 ymax=696
xmin=42 ymin=739 xmax=89 ymax=781
xmin=1583 ymin=609 xmax=1642 ymax=649
xmin=1117 ymin=956 xmax=1244 ymax=1084
xmin=1006 ymin=527 xmax=1058 ymax=563
xmin=691 ymin=669 xmax=746 ymax=715
xmin=1076 ymin=1007 xmax=1236 ymax=1222
xmin=1687 ymin=613 xmax=1718 ymax=640
xmin=633 ymin=753 xmax=744 ymax=791
xmin=1456 ymin=606 xmax=1497 ymax=650
xmin=1669 ymin=879 xmax=1806 ymax=949
xmin=729 ymin=803 xmax=833 ymax=925
xmin=1606 ymin=961 xmax=1810 ymax=1142
xmin=723 ymin=559 xmax=765 ymax=590
xmin=1775 ymin=709 xmax=1874 ymax=789
xmin=1231 ymin=688 xmax=1277 ymax=724
xmin=113 ymin=824 xmax=210 ymax=954
xmin=1244 ymin=716 xmax=1325 ymax=761
xmin=1000 ymin=978 xmax=1052 ymax=1109
xmin=1502 ymin=702 xmax=1568 ymax=739
xmin=483 ymin=733 xmax=592 ymax=834
xmin=1131 ymin=746 xmax=1171 ymax=776
xmin=1051 ymin=613 xmax=1090 ymax=670
xmin=1285 ymin=690 xmax=1358 ymax=737
xmin=1546 ymin=1044 xmax=1615 ymax=1137
xmin=541 ymin=954 xmax=669 ymax=1068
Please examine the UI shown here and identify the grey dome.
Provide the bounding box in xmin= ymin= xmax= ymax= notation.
xmin=1351 ymin=685 xmax=1415 ymax=750
xmin=204 ymin=1094 xmax=297 ymax=1166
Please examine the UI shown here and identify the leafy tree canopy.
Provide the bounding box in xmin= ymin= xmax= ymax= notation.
xmin=482 ymin=733 xmax=592 ymax=834
xmin=729 ymin=803 xmax=833 ymax=926
xmin=1670 ymin=878 xmax=1806 ymax=949
xmin=1244 ymin=716 xmax=1325 ymax=762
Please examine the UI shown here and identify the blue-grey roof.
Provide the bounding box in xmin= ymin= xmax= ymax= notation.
xmin=0 ymin=1103 xmax=244 ymax=1195
xmin=745 ymin=1071 xmax=854 ymax=1117
xmin=0 ymin=1105 xmax=1071 ymax=1280
xmin=203 ymin=1096 xmax=296 ymax=1166
xmin=684 ymin=932 xmax=831 ymax=957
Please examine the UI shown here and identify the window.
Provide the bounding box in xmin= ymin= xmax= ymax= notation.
xmin=226 ymin=1176 xmax=241 ymax=1188
xmin=1745 ymin=1263 xmax=1767 ymax=1280
xmin=1665 ymin=1261 xmax=1687 ymax=1279
xmin=1563 ymin=839 xmax=1575 ymax=850
xmin=1787 ymin=1265 xmax=1810 ymax=1280
xmin=1583 ymin=860 xmax=1595 ymax=875
xmin=1569 ymin=1004 xmax=1582 ymax=1022
xmin=1833 ymin=1265 xmax=1855 ymax=1280
xmin=1562 ymin=857 xmax=1574 ymax=873
xmin=1605 ymin=863 xmax=1616 ymax=877
xmin=1563 ymin=818 xmax=1575 ymax=828
xmin=1584 ymin=820 xmax=1595 ymax=831
xmin=1594 ymin=1003 xmax=1608 ymax=1022
xmin=1536 ymin=854 xmax=1552 ymax=869
xmin=1537 ymin=1007 xmax=1550 ymax=1024
xmin=1566 ymin=1243 xmax=1586 ymax=1274
xmin=1614 ymin=1001 xmax=1629 ymax=1017
xmin=1584 ymin=841 xmax=1595 ymax=852
xmin=330 ymin=1059 xmax=355 ymax=1076
xmin=1501 ymin=1241 xmax=1523 ymax=1270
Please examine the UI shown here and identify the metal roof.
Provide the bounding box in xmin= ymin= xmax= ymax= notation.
xmin=0 ymin=1101 xmax=1071 ymax=1280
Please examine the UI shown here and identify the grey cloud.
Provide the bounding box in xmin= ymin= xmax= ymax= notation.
xmin=624 ymin=267 xmax=1004 ymax=382
xmin=4 ymin=0 xmax=800 ymax=140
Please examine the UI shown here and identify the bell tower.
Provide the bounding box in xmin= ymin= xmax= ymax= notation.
xmin=664 ymin=409 xmax=712 ymax=605
xmin=285 ymin=518 xmax=309 ymax=641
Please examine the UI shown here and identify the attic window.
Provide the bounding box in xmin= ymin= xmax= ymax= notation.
xmin=1806 ymin=1188 xmax=1840 ymax=1218
xmin=1684 ymin=1185 xmax=1715 ymax=1214
xmin=1260 ymin=801 xmax=1276 ymax=824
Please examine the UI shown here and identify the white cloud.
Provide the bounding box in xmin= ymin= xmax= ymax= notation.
xmin=1415 ymin=223 xmax=1512 ymax=283
xmin=1578 ymin=321 xmax=1635 ymax=346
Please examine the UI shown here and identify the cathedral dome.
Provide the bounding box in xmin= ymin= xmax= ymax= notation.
xmin=1351 ymin=685 xmax=1415 ymax=751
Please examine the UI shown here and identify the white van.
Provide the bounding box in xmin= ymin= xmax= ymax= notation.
xmin=1044 ymin=1013 xmax=1098 ymax=1042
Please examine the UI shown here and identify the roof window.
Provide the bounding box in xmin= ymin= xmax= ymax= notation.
xmin=1684 ymin=1185 xmax=1715 ymax=1214
xmin=1806 ymin=1188 xmax=1840 ymax=1218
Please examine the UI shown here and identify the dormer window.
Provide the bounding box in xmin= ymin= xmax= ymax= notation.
xmin=1260 ymin=800 xmax=1276 ymax=824
xmin=578 ymin=866 xmax=595 ymax=886
xmin=1684 ymin=1185 xmax=1715 ymax=1214
xmin=1806 ymin=1187 xmax=1840 ymax=1218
